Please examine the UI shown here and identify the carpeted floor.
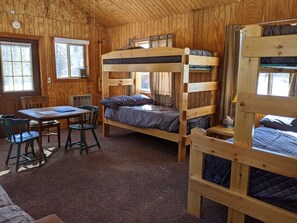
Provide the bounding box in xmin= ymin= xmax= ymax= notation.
xmin=0 ymin=125 xmax=227 ymax=223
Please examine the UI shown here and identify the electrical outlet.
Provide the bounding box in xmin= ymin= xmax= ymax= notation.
xmin=47 ymin=77 xmax=51 ymax=83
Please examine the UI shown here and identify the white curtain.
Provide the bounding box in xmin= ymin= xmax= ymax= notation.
xmin=149 ymin=34 xmax=176 ymax=107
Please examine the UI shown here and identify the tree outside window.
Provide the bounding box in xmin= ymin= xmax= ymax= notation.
xmin=54 ymin=38 xmax=88 ymax=79
xmin=257 ymin=72 xmax=290 ymax=96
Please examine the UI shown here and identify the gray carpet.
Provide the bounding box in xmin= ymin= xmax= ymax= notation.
xmin=0 ymin=125 xmax=227 ymax=223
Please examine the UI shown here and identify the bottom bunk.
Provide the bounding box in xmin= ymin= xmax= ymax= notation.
xmin=188 ymin=122 xmax=297 ymax=223
xmin=204 ymin=126 xmax=297 ymax=213
xmin=100 ymin=94 xmax=210 ymax=162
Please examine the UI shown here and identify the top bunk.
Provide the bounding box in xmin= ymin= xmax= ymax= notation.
xmin=260 ymin=24 xmax=297 ymax=70
xmin=102 ymin=47 xmax=220 ymax=72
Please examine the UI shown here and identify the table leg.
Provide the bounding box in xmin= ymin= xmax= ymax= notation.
xmin=38 ymin=120 xmax=43 ymax=166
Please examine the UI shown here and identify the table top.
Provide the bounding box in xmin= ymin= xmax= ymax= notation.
xmin=206 ymin=125 xmax=234 ymax=137
xmin=19 ymin=106 xmax=90 ymax=121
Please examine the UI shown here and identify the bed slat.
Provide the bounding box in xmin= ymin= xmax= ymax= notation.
xmin=185 ymin=81 xmax=218 ymax=93
xmin=103 ymin=63 xmax=183 ymax=72
xmin=102 ymin=47 xmax=184 ymax=59
xmin=239 ymin=93 xmax=297 ymax=118
xmin=105 ymin=118 xmax=180 ymax=142
xmin=108 ymin=78 xmax=134 ymax=86
xmin=186 ymin=105 xmax=216 ymax=119
xmin=189 ymin=178 xmax=297 ymax=223
xmin=242 ymin=34 xmax=297 ymax=58
xmin=189 ymin=55 xmax=220 ymax=66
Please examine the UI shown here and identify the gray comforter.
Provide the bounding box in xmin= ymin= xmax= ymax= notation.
xmin=204 ymin=126 xmax=297 ymax=212
xmin=104 ymin=104 xmax=209 ymax=133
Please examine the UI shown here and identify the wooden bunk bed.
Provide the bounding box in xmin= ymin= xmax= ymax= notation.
xmin=187 ymin=25 xmax=297 ymax=223
xmin=101 ymin=47 xmax=220 ymax=162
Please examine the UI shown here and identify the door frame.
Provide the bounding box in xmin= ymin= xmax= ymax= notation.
xmin=0 ymin=32 xmax=47 ymax=96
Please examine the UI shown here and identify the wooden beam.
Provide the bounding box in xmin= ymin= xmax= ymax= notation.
xmin=102 ymin=47 xmax=184 ymax=59
xmin=105 ymin=118 xmax=180 ymax=142
xmin=242 ymin=34 xmax=297 ymax=58
xmin=192 ymin=135 xmax=297 ymax=178
xmin=187 ymin=149 xmax=205 ymax=217
xmin=189 ymin=178 xmax=297 ymax=223
xmin=184 ymin=81 xmax=218 ymax=93
xmin=103 ymin=63 xmax=183 ymax=72
xmin=108 ymin=78 xmax=134 ymax=86
xmin=230 ymin=24 xmax=263 ymax=223
xmin=239 ymin=93 xmax=297 ymax=118
xmin=186 ymin=105 xmax=216 ymax=119
xmin=189 ymin=55 xmax=220 ymax=66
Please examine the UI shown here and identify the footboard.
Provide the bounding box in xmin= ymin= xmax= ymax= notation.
xmin=188 ymin=130 xmax=297 ymax=223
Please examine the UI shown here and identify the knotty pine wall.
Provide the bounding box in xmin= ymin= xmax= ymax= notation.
xmin=106 ymin=0 xmax=297 ymax=108
xmin=0 ymin=0 xmax=106 ymax=107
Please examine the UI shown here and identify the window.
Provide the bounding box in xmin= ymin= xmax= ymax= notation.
xmin=135 ymin=39 xmax=150 ymax=92
xmin=257 ymin=72 xmax=291 ymax=96
xmin=54 ymin=38 xmax=89 ymax=79
xmin=0 ymin=42 xmax=34 ymax=92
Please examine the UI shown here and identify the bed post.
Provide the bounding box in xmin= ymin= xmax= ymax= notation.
xmin=102 ymin=71 xmax=110 ymax=137
xmin=210 ymin=52 xmax=219 ymax=126
xmin=187 ymin=128 xmax=206 ymax=216
xmin=135 ymin=72 xmax=141 ymax=95
xmin=227 ymin=25 xmax=262 ymax=223
xmin=178 ymin=49 xmax=190 ymax=162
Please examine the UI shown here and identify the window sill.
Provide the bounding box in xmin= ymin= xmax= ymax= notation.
xmin=140 ymin=91 xmax=151 ymax=97
xmin=53 ymin=77 xmax=89 ymax=83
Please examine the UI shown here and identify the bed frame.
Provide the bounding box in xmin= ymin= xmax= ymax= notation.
xmin=187 ymin=25 xmax=297 ymax=222
xmin=101 ymin=47 xmax=220 ymax=162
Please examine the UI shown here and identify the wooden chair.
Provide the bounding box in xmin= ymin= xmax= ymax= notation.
xmin=0 ymin=115 xmax=47 ymax=171
xmin=20 ymin=96 xmax=61 ymax=148
xmin=65 ymin=105 xmax=101 ymax=154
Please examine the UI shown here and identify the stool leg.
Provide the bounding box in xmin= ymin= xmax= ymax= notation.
xmin=91 ymin=129 xmax=101 ymax=149
xmin=47 ymin=127 xmax=50 ymax=143
xmin=65 ymin=129 xmax=72 ymax=150
xmin=79 ymin=130 xmax=84 ymax=155
xmin=5 ymin=144 xmax=13 ymax=165
xmin=57 ymin=125 xmax=61 ymax=148
xmin=30 ymin=141 xmax=36 ymax=157
xmin=16 ymin=144 xmax=21 ymax=171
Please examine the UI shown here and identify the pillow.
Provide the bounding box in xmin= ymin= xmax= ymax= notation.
xmin=130 ymin=94 xmax=154 ymax=105
xmin=259 ymin=115 xmax=297 ymax=133
xmin=291 ymin=118 xmax=297 ymax=127
xmin=100 ymin=95 xmax=136 ymax=109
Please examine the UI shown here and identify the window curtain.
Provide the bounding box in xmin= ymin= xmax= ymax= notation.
xmin=149 ymin=34 xmax=176 ymax=107
xmin=289 ymin=73 xmax=297 ymax=97
xmin=218 ymin=25 xmax=241 ymax=121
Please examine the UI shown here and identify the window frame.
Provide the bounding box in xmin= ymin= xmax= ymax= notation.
xmin=133 ymin=38 xmax=150 ymax=93
xmin=0 ymin=41 xmax=35 ymax=92
xmin=257 ymin=70 xmax=293 ymax=96
xmin=53 ymin=37 xmax=89 ymax=80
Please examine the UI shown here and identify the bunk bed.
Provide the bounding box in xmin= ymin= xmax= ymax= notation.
xmin=101 ymin=47 xmax=220 ymax=162
xmin=187 ymin=25 xmax=297 ymax=223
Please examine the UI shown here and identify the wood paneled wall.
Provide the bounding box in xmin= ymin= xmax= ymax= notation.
xmin=106 ymin=0 xmax=297 ymax=107
xmin=0 ymin=0 xmax=107 ymax=107
xmin=107 ymin=0 xmax=297 ymax=52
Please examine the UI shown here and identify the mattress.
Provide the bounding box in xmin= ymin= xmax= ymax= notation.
xmin=261 ymin=24 xmax=297 ymax=67
xmin=104 ymin=104 xmax=210 ymax=133
xmin=204 ymin=126 xmax=297 ymax=212
xmin=103 ymin=49 xmax=214 ymax=70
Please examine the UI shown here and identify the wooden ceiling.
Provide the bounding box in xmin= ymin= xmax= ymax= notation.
xmin=71 ymin=0 xmax=240 ymax=27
